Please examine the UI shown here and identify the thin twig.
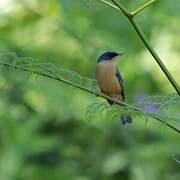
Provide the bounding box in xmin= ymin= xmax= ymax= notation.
xmin=131 ymin=0 xmax=156 ymax=17
xmin=0 ymin=61 xmax=180 ymax=134
xmin=98 ymin=0 xmax=130 ymax=17
xmin=98 ymin=0 xmax=120 ymax=11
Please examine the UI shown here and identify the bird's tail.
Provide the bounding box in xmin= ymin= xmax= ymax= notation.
xmin=120 ymin=115 xmax=132 ymax=125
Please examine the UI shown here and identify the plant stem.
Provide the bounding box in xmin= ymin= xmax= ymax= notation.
xmin=131 ymin=0 xmax=155 ymax=16
xmin=0 ymin=61 xmax=180 ymax=134
xmin=129 ymin=18 xmax=180 ymax=95
xmin=98 ymin=0 xmax=120 ymax=11
xmin=97 ymin=0 xmax=180 ymax=95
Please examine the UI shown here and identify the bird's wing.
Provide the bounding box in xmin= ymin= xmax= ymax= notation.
xmin=116 ymin=67 xmax=125 ymax=100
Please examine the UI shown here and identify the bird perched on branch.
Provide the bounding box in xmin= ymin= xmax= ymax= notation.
xmin=96 ymin=51 xmax=132 ymax=125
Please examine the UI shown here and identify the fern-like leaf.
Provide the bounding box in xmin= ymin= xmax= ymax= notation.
xmin=0 ymin=51 xmax=180 ymax=133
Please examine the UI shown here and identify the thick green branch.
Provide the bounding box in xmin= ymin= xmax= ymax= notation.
xmin=97 ymin=0 xmax=180 ymax=95
xmin=0 ymin=61 xmax=180 ymax=134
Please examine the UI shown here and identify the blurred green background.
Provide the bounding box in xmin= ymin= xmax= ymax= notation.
xmin=0 ymin=0 xmax=180 ymax=179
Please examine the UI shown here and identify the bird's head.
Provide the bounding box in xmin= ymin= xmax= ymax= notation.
xmin=97 ymin=51 xmax=123 ymax=63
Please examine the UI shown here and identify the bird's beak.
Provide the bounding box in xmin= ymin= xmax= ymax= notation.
xmin=110 ymin=52 xmax=124 ymax=62
xmin=114 ymin=52 xmax=124 ymax=61
xmin=117 ymin=52 xmax=124 ymax=56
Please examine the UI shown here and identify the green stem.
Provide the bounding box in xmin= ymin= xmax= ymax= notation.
xmin=129 ymin=18 xmax=180 ymax=95
xmin=97 ymin=0 xmax=120 ymax=11
xmin=0 ymin=61 xmax=180 ymax=134
xmin=97 ymin=0 xmax=180 ymax=95
xmin=131 ymin=0 xmax=155 ymax=16
xmin=109 ymin=0 xmax=131 ymax=17
xmin=97 ymin=0 xmax=130 ymax=17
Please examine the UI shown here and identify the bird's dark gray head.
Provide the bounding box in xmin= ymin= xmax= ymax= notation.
xmin=97 ymin=51 xmax=123 ymax=63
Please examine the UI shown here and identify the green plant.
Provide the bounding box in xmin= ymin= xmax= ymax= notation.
xmin=0 ymin=51 xmax=179 ymax=134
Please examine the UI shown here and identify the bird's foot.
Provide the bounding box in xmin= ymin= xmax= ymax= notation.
xmin=112 ymin=95 xmax=121 ymax=104
xmin=93 ymin=90 xmax=103 ymax=97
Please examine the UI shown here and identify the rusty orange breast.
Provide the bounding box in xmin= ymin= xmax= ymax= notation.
xmin=96 ymin=61 xmax=122 ymax=96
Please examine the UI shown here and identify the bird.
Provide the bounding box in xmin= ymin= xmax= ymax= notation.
xmin=96 ymin=51 xmax=132 ymax=125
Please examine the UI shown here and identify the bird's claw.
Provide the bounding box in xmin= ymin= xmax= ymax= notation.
xmin=93 ymin=90 xmax=103 ymax=97
xmin=112 ymin=95 xmax=120 ymax=104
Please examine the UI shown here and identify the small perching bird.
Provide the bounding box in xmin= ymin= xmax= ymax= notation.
xmin=96 ymin=51 xmax=132 ymax=125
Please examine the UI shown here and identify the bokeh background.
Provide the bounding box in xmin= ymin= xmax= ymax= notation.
xmin=0 ymin=0 xmax=180 ymax=179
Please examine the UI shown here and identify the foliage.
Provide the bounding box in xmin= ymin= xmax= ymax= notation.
xmin=0 ymin=0 xmax=180 ymax=180
xmin=0 ymin=50 xmax=98 ymax=92
xmin=1 ymin=50 xmax=179 ymax=133
xmin=86 ymin=93 xmax=180 ymax=123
